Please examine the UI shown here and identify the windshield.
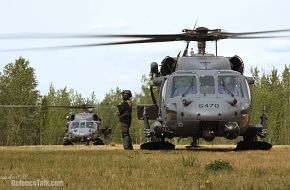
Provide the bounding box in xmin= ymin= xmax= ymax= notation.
xmin=200 ymin=76 xmax=215 ymax=94
xmin=71 ymin=122 xmax=79 ymax=129
xmin=86 ymin=121 xmax=94 ymax=129
xmin=80 ymin=122 xmax=86 ymax=128
xmin=218 ymin=76 xmax=244 ymax=97
xmin=171 ymin=76 xmax=197 ymax=97
xmin=71 ymin=121 xmax=95 ymax=129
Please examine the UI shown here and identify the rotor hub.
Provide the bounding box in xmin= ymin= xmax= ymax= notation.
xmin=195 ymin=27 xmax=209 ymax=34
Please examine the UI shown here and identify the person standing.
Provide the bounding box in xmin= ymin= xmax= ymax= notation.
xmin=117 ymin=90 xmax=133 ymax=150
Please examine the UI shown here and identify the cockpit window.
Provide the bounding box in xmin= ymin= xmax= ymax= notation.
xmin=71 ymin=122 xmax=79 ymax=129
xmin=171 ymin=76 xmax=197 ymax=97
xmin=218 ymin=76 xmax=244 ymax=97
xmin=80 ymin=122 xmax=86 ymax=128
xmin=86 ymin=122 xmax=94 ymax=129
xmin=199 ymin=76 xmax=215 ymax=94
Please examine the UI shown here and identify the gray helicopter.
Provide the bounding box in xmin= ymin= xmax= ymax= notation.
xmin=137 ymin=55 xmax=264 ymax=150
xmin=63 ymin=105 xmax=111 ymax=146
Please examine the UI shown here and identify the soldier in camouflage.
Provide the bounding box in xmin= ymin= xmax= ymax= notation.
xmin=117 ymin=90 xmax=133 ymax=150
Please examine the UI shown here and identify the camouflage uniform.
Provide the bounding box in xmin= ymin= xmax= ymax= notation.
xmin=118 ymin=90 xmax=133 ymax=150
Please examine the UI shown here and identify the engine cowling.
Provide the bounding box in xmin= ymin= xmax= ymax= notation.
xmin=160 ymin=56 xmax=177 ymax=76
xmin=69 ymin=114 xmax=75 ymax=121
xmin=93 ymin=114 xmax=100 ymax=121
xmin=229 ymin=55 xmax=244 ymax=74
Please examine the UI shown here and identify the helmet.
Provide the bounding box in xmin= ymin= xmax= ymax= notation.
xmin=121 ymin=90 xmax=132 ymax=100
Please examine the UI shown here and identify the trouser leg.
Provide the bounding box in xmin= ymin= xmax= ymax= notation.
xmin=121 ymin=123 xmax=133 ymax=150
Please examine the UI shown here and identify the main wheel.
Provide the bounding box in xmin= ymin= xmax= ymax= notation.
xmin=235 ymin=135 xmax=272 ymax=150
xmin=140 ymin=137 xmax=175 ymax=150
xmin=93 ymin=138 xmax=105 ymax=145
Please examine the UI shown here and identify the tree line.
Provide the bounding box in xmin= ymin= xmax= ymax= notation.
xmin=0 ymin=57 xmax=289 ymax=145
xmin=250 ymin=66 xmax=290 ymax=144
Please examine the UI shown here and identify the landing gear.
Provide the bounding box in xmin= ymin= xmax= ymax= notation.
xmin=235 ymin=129 xmax=272 ymax=150
xmin=138 ymin=104 xmax=175 ymax=150
xmin=235 ymin=110 xmax=272 ymax=151
xmin=63 ymin=137 xmax=73 ymax=145
xmin=186 ymin=137 xmax=199 ymax=149
xmin=140 ymin=137 xmax=175 ymax=150
xmin=63 ymin=141 xmax=73 ymax=145
xmin=93 ymin=138 xmax=105 ymax=145
xmin=235 ymin=135 xmax=272 ymax=150
xmin=235 ymin=141 xmax=272 ymax=150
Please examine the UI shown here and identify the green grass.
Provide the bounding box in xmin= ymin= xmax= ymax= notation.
xmin=205 ymin=159 xmax=233 ymax=171
xmin=0 ymin=145 xmax=290 ymax=189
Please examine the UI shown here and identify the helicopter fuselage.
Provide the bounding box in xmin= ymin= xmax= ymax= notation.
xmin=64 ymin=113 xmax=102 ymax=143
xmin=159 ymin=69 xmax=252 ymax=141
xmin=140 ymin=54 xmax=257 ymax=143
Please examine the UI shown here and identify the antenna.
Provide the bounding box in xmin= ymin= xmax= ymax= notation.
xmin=193 ymin=19 xmax=198 ymax=29
xmin=182 ymin=19 xmax=198 ymax=56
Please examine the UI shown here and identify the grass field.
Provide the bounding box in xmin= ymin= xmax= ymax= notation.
xmin=0 ymin=145 xmax=290 ymax=190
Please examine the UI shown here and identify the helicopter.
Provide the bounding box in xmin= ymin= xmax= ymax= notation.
xmin=0 ymin=104 xmax=111 ymax=146
xmin=1 ymin=26 xmax=290 ymax=150
xmin=63 ymin=104 xmax=111 ymax=146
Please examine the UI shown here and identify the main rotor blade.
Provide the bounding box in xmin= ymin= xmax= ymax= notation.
xmin=1 ymin=28 xmax=290 ymax=51
xmin=230 ymin=35 xmax=290 ymax=39
xmin=2 ymin=29 xmax=290 ymax=40
xmin=0 ymin=33 xmax=182 ymax=39
xmin=0 ymin=37 xmax=182 ymax=51
xmin=223 ymin=29 xmax=290 ymax=37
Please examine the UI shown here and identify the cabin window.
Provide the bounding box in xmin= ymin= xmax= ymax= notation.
xmin=218 ymin=75 xmax=244 ymax=97
xmin=199 ymin=76 xmax=215 ymax=94
xmin=171 ymin=76 xmax=197 ymax=97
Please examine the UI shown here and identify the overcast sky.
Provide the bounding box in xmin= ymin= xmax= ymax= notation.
xmin=0 ymin=0 xmax=290 ymax=101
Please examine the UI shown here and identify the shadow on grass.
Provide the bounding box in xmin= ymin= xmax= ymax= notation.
xmin=175 ymin=146 xmax=235 ymax=152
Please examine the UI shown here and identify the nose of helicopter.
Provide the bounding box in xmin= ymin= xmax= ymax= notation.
xmin=174 ymin=98 xmax=247 ymax=140
xmin=180 ymin=98 xmax=241 ymax=122
xmin=70 ymin=128 xmax=96 ymax=140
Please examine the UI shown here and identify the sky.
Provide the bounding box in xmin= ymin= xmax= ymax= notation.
xmin=0 ymin=0 xmax=290 ymax=101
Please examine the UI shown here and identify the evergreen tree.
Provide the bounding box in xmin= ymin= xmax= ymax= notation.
xmin=0 ymin=57 xmax=39 ymax=145
xmin=250 ymin=66 xmax=290 ymax=144
xmin=41 ymin=85 xmax=72 ymax=144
